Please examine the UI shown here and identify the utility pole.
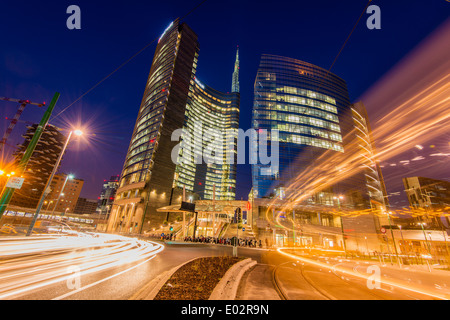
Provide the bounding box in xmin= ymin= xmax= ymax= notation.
xmin=233 ymin=207 xmax=241 ymax=257
xmin=0 ymin=93 xmax=60 ymax=220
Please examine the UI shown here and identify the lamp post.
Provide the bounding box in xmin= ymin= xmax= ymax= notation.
xmin=26 ymin=129 xmax=82 ymax=236
xmin=46 ymin=200 xmax=53 ymax=211
xmin=51 ymin=174 xmax=74 ymax=215
xmin=418 ymin=222 xmax=432 ymax=255
xmin=386 ymin=211 xmax=401 ymax=267
xmin=334 ymin=195 xmax=347 ymax=258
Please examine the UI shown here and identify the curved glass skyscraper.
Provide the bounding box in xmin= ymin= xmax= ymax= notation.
xmin=107 ymin=19 xmax=240 ymax=234
xmin=251 ymin=54 xmax=352 ymax=198
xmin=174 ymin=78 xmax=239 ymax=200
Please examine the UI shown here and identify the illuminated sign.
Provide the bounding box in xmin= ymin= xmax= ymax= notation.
xmin=6 ymin=177 xmax=25 ymax=189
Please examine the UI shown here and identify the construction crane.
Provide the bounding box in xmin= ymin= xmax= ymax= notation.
xmin=0 ymin=97 xmax=45 ymax=153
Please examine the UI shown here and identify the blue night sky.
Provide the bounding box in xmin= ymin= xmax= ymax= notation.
xmin=1 ymin=0 xmax=448 ymax=205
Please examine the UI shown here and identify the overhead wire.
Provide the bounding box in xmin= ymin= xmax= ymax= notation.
xmin=49 ymin=0 xmax=209 ymax=122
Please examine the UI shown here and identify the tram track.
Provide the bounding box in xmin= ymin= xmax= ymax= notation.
xmin=271 ymin=258 xmax=390 ymax=300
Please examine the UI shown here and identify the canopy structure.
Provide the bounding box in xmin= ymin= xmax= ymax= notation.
xmin=156 ymin=200 xmax=249 ymax=238
xmin=157 ymin=200 xmax=247 ymax=214
xmin=156 ymin=204 xmax=189 ymax=213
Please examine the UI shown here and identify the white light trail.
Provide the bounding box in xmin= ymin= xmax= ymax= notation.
xmin=0 ymin=232 xmax=164 ymax=300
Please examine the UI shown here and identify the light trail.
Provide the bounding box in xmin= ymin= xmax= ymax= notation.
xmin=284 ymin=73 xmax=449 ymax=207
xmin=277 ymin=248 xmax=449 ymax=300
xmin=0 ymin=232 xmax=164 ymax=300
xmin=261 ymin=20 xmax=450 ymax=221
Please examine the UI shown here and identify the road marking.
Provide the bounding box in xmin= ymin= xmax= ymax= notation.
xmin=277 ymin=248 xmax=449 ymax=300
xmin=53 ymin=244 xmax=163 ymax=300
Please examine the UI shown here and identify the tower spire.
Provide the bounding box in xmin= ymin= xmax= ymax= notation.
xmin=231 ymin=46 xmax=240 ymax=93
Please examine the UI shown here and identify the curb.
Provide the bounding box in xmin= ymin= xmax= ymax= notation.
xmin=209 ymin=258 xmax=257 ymax=300
xmin=129 ymin=256 xmax=200 ymax=300
xmin=129 ymin=256 xmax=256 ymax=300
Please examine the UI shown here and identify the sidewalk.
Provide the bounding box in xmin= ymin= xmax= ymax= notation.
xmin=235 ymin=263 xmax=281 ymax=300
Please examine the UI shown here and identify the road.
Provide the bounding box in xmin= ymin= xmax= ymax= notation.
xmin=238 ymin=248 xmax=450 ymax=300
xmin=1 ymin=233 xmax=449 ymax=300
xmin=0 ymin=233 xmax=265 ymax=300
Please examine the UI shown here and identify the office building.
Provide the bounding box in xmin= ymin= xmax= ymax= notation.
xmin=251 ymin=54 xmax=352 ymax=199
xmin=9 ymin=124 xmax=66 ymax=209
xmin=403 ymin=176 xmax=450 ymax=229
xmin=108 ymin=19 xmax=240 ymax=234
xmin=44 ymin=173 xmax=84 ymax=213
xmin=174 ymin=77 xmax=239 ymax=201
xmin=96 ymin=175 xmax=120 ymax=215
xmin=74 ymin=197 xmax=98 ymax=215
xmin=250 ymin=55 xmax=383 ymax=251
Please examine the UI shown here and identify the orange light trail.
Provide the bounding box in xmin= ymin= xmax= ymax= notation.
xmin=266 ymin=20 xmax=450 ymax=216
xmin=0 ymin=232 xmax=164 ymax=300
xmin=277 ymin=248 xmax=449 ymax=300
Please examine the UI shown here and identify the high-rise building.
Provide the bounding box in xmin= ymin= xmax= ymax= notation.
xmin=251 ymin=54 xmax=352 ymax=199
xmin=108 ymin=19 xmax=240 ymax=234
xmin=44 ymin=173 xmax=84 ymax=213
xmin=174 ymin=78 xmax=239 ymax=201
xmin=9 ymin=124 xmax=66 ymax=209
xmin=403 ymin=176 xmax=450 ymax=229
xmin=351 ymin=101 xmax=389 ymax=211
xmin=74 ymin=197 xmax=98 ymax=215
xmin=249 ymin=55 xmax=384 ymax=251
xmin=231 ymin=46 xmax=240 ymax=93
xmin=96 ymin=175 xmax=120 ymax=215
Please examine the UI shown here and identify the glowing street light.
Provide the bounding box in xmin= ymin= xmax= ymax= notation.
xmin=0 ymin=170 xmax=16 ymax=195
xmin=26 ymin=129 xmax=83 ymax=236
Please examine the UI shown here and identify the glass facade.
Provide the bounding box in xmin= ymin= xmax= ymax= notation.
xmin=351 ymin=101 xmax=389 ymax=210
xmin=252 ymin=54 xmax=351 ymax=198
xmin=108 ymin=19 xmax=240 ymax=233
xmin=109 ymin=19 xmax=201 ymax=233
xmin=174 ymin=78 xmax=240 ymax=200
xmin=119 ymin=20 xmax=187 ymax=189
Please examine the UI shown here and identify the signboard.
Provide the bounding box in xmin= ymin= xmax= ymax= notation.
xmin=6 ymin=177 xmax=25 ymax=189
xmin=380 ymin=227 xmax=386 ymax=234
xmin=181 ymin=201 xmax=195 ymax=212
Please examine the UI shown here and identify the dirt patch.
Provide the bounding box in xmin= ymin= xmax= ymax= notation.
xmin=154 ymin=256 xmax=243 ymax=300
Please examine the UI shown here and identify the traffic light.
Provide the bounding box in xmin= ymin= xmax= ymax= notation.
xmin=235 ymin=207 xmax=242 ymax=224
xmin=169 ymin=226 xmax=173 ymax=232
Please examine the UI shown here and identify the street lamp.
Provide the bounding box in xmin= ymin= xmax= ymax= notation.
xmin=418 ymin=222 xmax=432 ymax=255
xmin=334 ymin=195 xmax=347 ymax=258
xmin=45 ymin=200 xmax=53 ymax=211
xmin=26 ymin=129 xmax=83 ymax=236
xmin=386 ymin=211 xmax=401 ymax=266
xmin=0 ymin=170 xmax=16 ymax=195
xmin=51 ymin=174 xmax=74 ymax=215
